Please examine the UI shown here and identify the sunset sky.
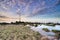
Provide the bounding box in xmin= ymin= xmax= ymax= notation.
xmin=0 ymin=0 xmax=60 ymax=23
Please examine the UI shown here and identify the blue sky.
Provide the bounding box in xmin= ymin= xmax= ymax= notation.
xmin=0 ymin=0 xmax=60 ymax=23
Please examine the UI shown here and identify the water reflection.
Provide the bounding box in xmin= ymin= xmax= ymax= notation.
xmin=30 ymin=25 xmax=60 ymax=36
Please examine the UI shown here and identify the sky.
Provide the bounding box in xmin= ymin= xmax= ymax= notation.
xmin=0 ymin=0 xmax=60 ymax=23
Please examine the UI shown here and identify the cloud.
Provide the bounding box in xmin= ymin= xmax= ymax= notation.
xmin=0 ymin=15 xmax=8 ymax=18
xmin=0 ymin=0 xmax=4 ymax=2
xmin=55 ymin=0 xmax=60 ymax=6
xmin=0 ymin=15 xmax=9 ymax=21
xmin=0 ymin=15 xmax=18 ymax=22
xmin=0 ymin=0 xmax=17 ymax=11
xmin=0 ymin=11 xmax=18 ymax=18
xmin=0 ymin=0 xmax=60 ymax=17
xmin=30 ymin=0 xmax=60 ymax=16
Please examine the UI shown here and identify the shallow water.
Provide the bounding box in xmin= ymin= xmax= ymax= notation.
xmin=30 ymin=25 xmax=60 ymax=36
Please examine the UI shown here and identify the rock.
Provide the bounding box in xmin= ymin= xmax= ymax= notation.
xmin=41 ymin=36 xmax=49 ymax=40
